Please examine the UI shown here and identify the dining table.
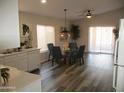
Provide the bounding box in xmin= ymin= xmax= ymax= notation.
xmin=63 ymin=48 xmax=78 ymax=65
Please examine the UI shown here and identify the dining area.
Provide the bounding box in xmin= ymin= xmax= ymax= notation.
xmin=40 ymin=43 xmax=113 ymax=92
xmin=47 ymin=42 xmax=85 ymax=66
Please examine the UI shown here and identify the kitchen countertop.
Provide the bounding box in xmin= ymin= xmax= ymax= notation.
xmin=0 ymin=65 xmax=41 ymax=92
xmin=0 ymin=48 xmax=40 ymax=57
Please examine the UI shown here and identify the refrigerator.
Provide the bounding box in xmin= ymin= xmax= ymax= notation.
xmin=113 ymin=19 xmax=124 ymax=92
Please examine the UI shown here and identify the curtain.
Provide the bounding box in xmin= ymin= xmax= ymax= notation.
xmin=37 ymin=25 xmax=55 ymax=51
xmin=89 ymin=27 xmax=115 ymax=54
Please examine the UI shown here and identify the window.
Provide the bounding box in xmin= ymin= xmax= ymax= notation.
xmin=37 ymin=25 xmax=55 ymax=51
xmin=89 ymin=27 xmax=115 ymax=54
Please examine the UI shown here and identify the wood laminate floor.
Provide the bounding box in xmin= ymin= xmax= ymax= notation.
xmin=32 ymin=53 xmax=114 ymax=92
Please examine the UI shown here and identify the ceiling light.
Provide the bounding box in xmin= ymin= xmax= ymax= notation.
xmin=86 ymin=10 xmax=92 ymax=19
xmin=41 ymin=0 xmax=47 ymax=4
xmin=86 ymin=15 xmax=92 ymax=19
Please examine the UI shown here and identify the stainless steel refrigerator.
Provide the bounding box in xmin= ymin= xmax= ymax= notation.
xmin=113 ymin=19 xmax=124 ymax=92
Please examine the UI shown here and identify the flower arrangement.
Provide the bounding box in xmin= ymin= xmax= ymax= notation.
xmin=0 ymin=68 xmax=10 ymax=86
xmin=113 ymin=27 xmax=119 ymax=40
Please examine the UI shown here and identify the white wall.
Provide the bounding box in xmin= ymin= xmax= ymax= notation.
xmin=0 ymin=0 xmax=20 ymax=50
xmin=19 ymin=12 xmax=70 ymax=49
xmin=19 ymin=12 xmax=70 ymax=63
xmin=72 ymin=7 xmax=124 ymax=52
xmin=19 ymin=7 xmax=124 ymax=55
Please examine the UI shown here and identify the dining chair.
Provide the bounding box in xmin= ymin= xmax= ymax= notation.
xmin=69 ymin=42 xmax=78 ymax=51
xmin=52 ymin=46 xmax=65 ymax=66
xmin=47 ymin=43 xmax=54 ymax=61
xmin=76 ymin=45 xmax=85 ymax=65
xmin=68 ymin=51 xmax=77 ymax=65
xmin=68 ymin=42 xmax=78 ymax=64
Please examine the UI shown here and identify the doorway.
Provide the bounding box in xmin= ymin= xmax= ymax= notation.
xmin=89 ymin=27 xmax=115 ymax=54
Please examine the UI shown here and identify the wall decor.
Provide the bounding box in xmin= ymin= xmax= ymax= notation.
xmin=20 ymin=24 xmax=32 ymax=49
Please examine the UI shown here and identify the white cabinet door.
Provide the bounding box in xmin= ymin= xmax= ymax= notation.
xmin=28 ymin=50 xmax=40 ymax=71
xmin=4 ymin=55 xmax=18 ymax=68
xmin=2 ymin=49 xmax=40 ymax=72
xmin=40 ymin=52 xmax=48 ymax=63
xmin=15 ymin=53 xmax=28 ymax=71
xmin=0 ymin=57 xmax=4 ymax=65
xmin=4 ymin=53 xmax=28 ymax=71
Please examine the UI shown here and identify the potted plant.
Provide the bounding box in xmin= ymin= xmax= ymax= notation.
xmin=70 ymin=24 xmax=80 ymax=42
xmin=113 ymin=27 xmax=119 ymax=40
xmin=0 ymin=68 xmax=10 ymax=86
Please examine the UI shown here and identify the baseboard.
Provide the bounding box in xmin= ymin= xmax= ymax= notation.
xmin=40 ymin=59 xmax=49 ymax=64
xmin=87 ymin=52 xmax=113 ymax=55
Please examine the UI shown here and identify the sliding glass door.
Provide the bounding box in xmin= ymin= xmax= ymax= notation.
xmin=89 ymin=27 xmax=115 ymax=54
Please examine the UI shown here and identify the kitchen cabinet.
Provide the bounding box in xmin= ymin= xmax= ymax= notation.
xmin=0 ymin=56 xmax=4 ymax=65
xmin=28 ymin=50 xmax=40 ymax=71
xmin=4 ymin=54 xmax=19 ymax=70
xmin=0 ymin=48 xmax=40 ymax=71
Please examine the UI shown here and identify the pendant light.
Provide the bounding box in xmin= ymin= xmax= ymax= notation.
xmin=60 ymin=9 xmax=70 ymax=40
xmin=63 ymin=9 xmax=68 ymax=33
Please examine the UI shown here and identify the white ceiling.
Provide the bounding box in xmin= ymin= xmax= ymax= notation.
xmin=19 ymin=0 xmax=124 ymax=20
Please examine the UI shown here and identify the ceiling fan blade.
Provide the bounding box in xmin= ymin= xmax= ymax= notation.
xmin=75 ymin=8 xmax=95 ymax=19
xmin=77 ymin=14 xmax=84 ymax=16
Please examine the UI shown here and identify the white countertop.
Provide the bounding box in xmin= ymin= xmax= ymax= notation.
xmin=0 ymin=48 xmax=40 ymax=57
xmin=0 ymin=65 xmax=41 ymax=92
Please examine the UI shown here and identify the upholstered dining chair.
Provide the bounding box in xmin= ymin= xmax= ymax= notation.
xmin=52 ymin=46 xmax=65 ymax=66
xmin=69 ymin=42 xmax=78 ymax=51
xmin=47 ymin=43 xmax=54 ymax=61
xmin=68 ymin=42 xmax=78 ymax=64
xmin=76 ymin=45 xmax=85 ymax=65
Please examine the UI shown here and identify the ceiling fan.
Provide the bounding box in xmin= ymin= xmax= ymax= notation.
xmin=78 ymin=9 xmax=95 ymax=19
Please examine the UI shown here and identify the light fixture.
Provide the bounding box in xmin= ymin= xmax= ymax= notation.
xmin=41 ymin=0 xmax=47 ymax=4
xmin=60 ymin=9 xmax=70 ymax=40
xmin=86 ymin=10 xmax=92 ymax=19
xmin=62 ymin=9 xmax=68 ymax=33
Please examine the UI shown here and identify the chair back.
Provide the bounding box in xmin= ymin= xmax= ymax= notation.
xmin=52 ymin=46 xmax=63 ymax=59
xmin=47 ymin=43 xmax=54 ymax=53
xmin=69 ymin=42 xmax=78 ymax=51
xmin=77 ymin=45 xmax=85 ymax=58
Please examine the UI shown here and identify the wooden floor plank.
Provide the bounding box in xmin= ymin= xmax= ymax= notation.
xmin=31 ymin=53 xmax=113 ymax=92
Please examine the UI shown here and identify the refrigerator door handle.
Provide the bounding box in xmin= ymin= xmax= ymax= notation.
xmin=114 ymin=64 xmax=118 ymax=66
xmin=113 ymin=65 xmax=118 ymax=90
xmin=114 ymin=64 xmax=124 ymax=67
xmin=114 ymin=39 xmax=119 ymax=64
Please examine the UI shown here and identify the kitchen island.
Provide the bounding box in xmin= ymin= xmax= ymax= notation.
xmin=0 ymin=65 xmax=41 ymax=92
